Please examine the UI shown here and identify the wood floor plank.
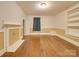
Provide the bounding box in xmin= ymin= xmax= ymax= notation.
xmin=2 ymin=35 xmax=79 ymax=57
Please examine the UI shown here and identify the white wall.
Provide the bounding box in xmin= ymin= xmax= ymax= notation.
xmin=24 ymin=16 xmax=32 ymax=35
xmin=0 ymin=1 xmax=26 ymax=29
xmin=0 ymin=1 xmax=27 ymax=38
xmin=0 ymin=1 xmax=67 ymax=35
xmin=55 ymin=11 xmax=66 ymax=29
xmin=41 ymin=16 xmax=56 ymax=29
xmin=24 ymin=12 xmax=67 ymax=35
xmin=24 ymin=15 xmax=55 ymax=35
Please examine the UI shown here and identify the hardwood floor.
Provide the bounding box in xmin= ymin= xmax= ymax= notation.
xmin=3 ymin=35 xmax=79 ymax=57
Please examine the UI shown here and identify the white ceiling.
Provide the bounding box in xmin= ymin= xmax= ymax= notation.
xmin=17 ymin=1 xmax=78 ymax=16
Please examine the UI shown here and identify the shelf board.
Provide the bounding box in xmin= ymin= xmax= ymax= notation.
xmin=68 ymin=12 xmax=79 ymax=17
xmin=68 ymin=14 xmax=79 ymax=19
xmin=67 ymin=6 xmax=79 ymax=15
xmin=68 ymin=19 xmax=79 ymax=23
xmin=67 ymin=33 xmax=79 ymax=38
xmin=68 ymin=17 xmax=79 ymax=21
xmin=68 ymin=26 xmax=79 ymax=29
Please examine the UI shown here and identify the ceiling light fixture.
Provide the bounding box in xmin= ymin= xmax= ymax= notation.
xmin=39 ymin=2 xmax=48 ymax=9
xmin=40 ymin=3 xmax=47 ymax=8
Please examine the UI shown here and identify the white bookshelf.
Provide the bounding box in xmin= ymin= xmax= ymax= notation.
xmin=66 ymin=4 xmax=79 ymax=37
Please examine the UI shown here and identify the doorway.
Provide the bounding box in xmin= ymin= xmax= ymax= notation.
xmin=23 ymin=19 xmax=25 ymax=36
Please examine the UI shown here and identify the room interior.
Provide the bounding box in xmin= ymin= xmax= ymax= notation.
xmin=0 ymin=1 xmax=79 ymax=57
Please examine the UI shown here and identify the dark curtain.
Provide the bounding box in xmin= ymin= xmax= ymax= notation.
xmin=33 ymin=17 xmax=41 ymax=31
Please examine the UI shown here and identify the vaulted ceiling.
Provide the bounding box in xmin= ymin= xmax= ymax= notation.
xmin=17 ymin=1 xmax=78 ymax=16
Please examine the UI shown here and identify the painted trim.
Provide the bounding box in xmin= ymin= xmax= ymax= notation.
xmin=26 ymin=33 xmax=51 ymax=35
xmin=5 ymin=27 xmax=24 ymax=52
xmin=5 ymin=31 xmax=79 ymax=52
xmin=0 ymin=29 xmax=5 ymax=56
xmin=25 ymin=32 xmax=79 ymax=47
xmin=56 ymin=34 xmax=79 ymax=47
xmin=25 ymin=31 xmax=56 ymax=35
xmin=7 ymin=39 xmax=24 ymax=52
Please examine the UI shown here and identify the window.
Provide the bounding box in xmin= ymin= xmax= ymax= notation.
xmin=33 ymin=17 xmax=41 ymax=31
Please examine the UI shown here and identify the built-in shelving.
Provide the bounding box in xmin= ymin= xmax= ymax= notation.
xmin=67 ymin=6 xmax=79 ymax=15
xmin=66 ymin=4 xmax=79 ymax=37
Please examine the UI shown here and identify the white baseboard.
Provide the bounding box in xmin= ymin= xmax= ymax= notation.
xmin=25 ymin=33 xmax=50 ymax=35
xmin=56 ymin=34 xmax=79 ymax=47
xmin=25 ymin=32 xmax=79 ymax=47
xmin=7 ymin=32 xmax=79 ymax=52
xmin=25 ymin=32 xmax=56 ymax=36
xmin=0 ymin=49 xmax=6 ymax=56
xmin=7 ymin=39 xmax=24 ymax=52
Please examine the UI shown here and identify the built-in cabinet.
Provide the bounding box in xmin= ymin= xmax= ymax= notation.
xmin=66 ymin=4 xmax=79 ymax=37
xmin=0 ymin=20 xmax=22 ymax=55
xmin=3 ymin=23 xmax=22 ymax=52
